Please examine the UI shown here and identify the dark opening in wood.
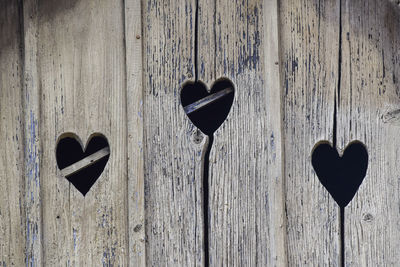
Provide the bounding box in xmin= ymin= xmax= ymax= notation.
xmin=56 ymin=133 xmax=110 ymax=196
xmin=180 ymin=79 xmax=235 ymax=136
xmin=311 ymin=141 xmax=368 ymax=208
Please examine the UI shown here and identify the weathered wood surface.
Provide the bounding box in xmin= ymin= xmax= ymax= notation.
xmin=1 ymin=0 xmax=400 ymax=266
xmin=279 ymin=0 xmax=341 ymax=265
xmin=142 ymin=0 xmax=207 ymax=265
xmin=35 ymin=0 xmax=129 ymax=265
xmin=0 ymin=1 xmax=25 ymax=266
xmin=197 ymin=0 xmax=286 ymax=265
xmin=124 ymin=0 xmax=146 ymax=265
xmin=390 ymin=0 xmax=400 ymax=6
xmin=339 ymin=0 xmax=400 ymax=265
xmin=22 ymin=0 xmax=43 ymax=265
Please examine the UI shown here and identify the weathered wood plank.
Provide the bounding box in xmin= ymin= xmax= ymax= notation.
xmin=339 ymin=0 xmax=400 ymax=265
xmin=279 ymin=0 xmax=341 ymax=264
xmin=22 ymin=0 xmax=43 ymax=265
xmin=198 ymin=0 xmax=286 ymax=265
xmin=124 ymin=0 xmax=146 ymax=265
xmin=0 ymin=2 xmax=26 ymax=266
xmin=36 ymin=0 xmax=128 ymax=265
xmin=142 ymin=0 xmax=206 ymax=265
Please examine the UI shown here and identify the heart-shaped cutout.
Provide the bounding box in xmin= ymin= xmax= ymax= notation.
xmin=311 ymin=141 xmax=368 ymax=208
xmin=56 ymin=133 xmax=110 ymax=196
xmin=180 ymin=79 xmax=235 ymax=136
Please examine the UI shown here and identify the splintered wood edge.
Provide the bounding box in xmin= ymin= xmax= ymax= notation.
xmin=183 ymin=87 xmax=233 ymax=114
xmin=60 ymin=147 xmax=110 ymax=177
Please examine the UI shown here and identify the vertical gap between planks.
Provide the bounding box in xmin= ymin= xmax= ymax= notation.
xmin=203 ymin=135 xmax=212 ymax=267
xmin=334 ymin=0 xmax=342 ymax=149
xmin=213 ymin=0 xmax=216 ymax=80
xmin=340 ymin=207 xmax=345 ymax=267
xmin=194 ymin=0 xmax=199 ymax=82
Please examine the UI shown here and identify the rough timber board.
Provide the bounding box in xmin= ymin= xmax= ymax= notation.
xmin=142 ymin=0 xmax=206 ymax=265
xmin=279 ymin=0 xmax=341 ymax=264
xmin=22 ymin=0 xmax=43 ymax=265
xmin=0 ymin=2 xmax=25 ymax=266
xmin=1 ymin=0 xmax=399 ymax=265
xmin=339 ymin=0 xmax=400 ymax=265
xmin=36 ymin=0 xmax=128 ymax=265
xmin=124 ymin=0 xmax=146 ymax=265
xmin=197 ymin=0 xmax=286 ymax=265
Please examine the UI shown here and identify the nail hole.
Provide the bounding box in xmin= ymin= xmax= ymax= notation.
xmin=311 ymin=141 xmax=368 ymax=208
xmin=56 ymin=133 xmax=110 ymax=196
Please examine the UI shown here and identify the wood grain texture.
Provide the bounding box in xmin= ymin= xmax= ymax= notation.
xmin=1 ymin=1 xmax=399 ymax=265
xmin=142 ymin=0 xmax=207 ymax=265
xmin=198 ymin=0 xmax=286 ymax=265
xmin=279 ymin=0 xmax=341 ymax=265
xmin=339 ymin=0 xmax=400 ymax=265
xmin=35 ymin=0 xmax=128 ymax=265
xmin=124 ymin=0 xmax=146 ymax=265
xmin=22 ymin=0 xmax=43 ymax=265
xmin=0 ymin=2 xmax=25 ymax=266
xmin=390 ymin=0 xmax=400 ymax=6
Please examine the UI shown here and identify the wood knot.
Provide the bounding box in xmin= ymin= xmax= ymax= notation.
xmin=363 ymin=213 xmax=374 ymax=222
xmin=134 ymin=224 xmax=142 ymax=232
xmin=381 ymin=108 xmax=400 ymax=125
xmin=192 ymin=129 xmax=204 ymax=144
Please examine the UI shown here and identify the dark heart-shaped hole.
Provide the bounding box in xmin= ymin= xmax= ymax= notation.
xmin=180 ymin=79 xmax=235 ymax=136
xmin=311 ymin=141 xmax=368 ymax=208
xmin=56 ymin=133 xmax=110 ymax=196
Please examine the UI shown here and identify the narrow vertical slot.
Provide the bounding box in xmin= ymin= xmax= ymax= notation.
xmin=194 ymin=0 xmax=199 ymax=81
xmin=203 ymin=135 xmax=213 ymax=267
xmin=340 ymin=207 xmax=345 ymax=267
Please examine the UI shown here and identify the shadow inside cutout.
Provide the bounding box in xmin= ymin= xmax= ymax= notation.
xmin=180 ymin=79 xmax=235 ymax=136
xmin=56 ymin=134 xmax=110 ymax=196
xmin=311 ymin=141 xmax=368 ymax=208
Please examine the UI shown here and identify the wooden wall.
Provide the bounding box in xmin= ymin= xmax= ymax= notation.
xmin=0 ymin=0 xmax=399 ymax=266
